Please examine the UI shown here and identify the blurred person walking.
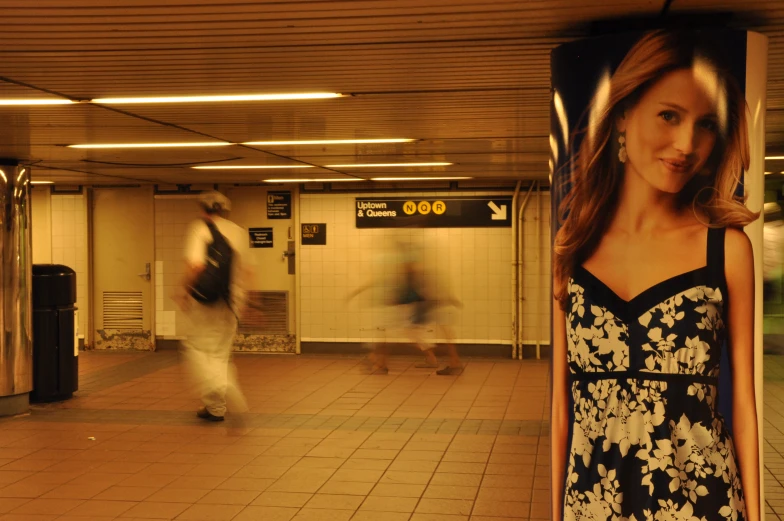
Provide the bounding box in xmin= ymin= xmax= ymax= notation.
xmin=412 ymin=260 xmax=464 ymax=375
xmin=346 ymin=243 xmax=431 ymax=374
xmin=347 ymin=241 xmax=464 ymax=375
xmin=174 ymin=191 xmax=253 ymax=423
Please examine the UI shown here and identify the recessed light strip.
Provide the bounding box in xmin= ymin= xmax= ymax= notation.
xmin=243 ymin=139 xmax=414 ymax=146
xmin=372 ymin=177 xmax=472 ymax=181
xmin=192 ymin=165 xmax=314 ymax=170
xmin=263 ymin=178 xmax=363 ymax=183
xmin=31 ymin=181 xmax=54 ymax=185
xmin=68 ymin=139 xmax=415 ymax=149
xmin=0 ymin=99 xmax=75 ymax=106
xmin=68 ymin=142 xmax=232 ymax=149
xmin=1 ymin=92 xmax=346 ymax=106
xmin=767 ymin=156 xmax=784 ymax=160
xmin=92 ymin=93 xmax=344 ymax=104
xmin=327 ymin=162 xmax=452 ymax=168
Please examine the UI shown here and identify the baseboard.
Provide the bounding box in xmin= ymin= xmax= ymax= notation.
xmin=155 ymin=339 xmax=182 ymax=351
xmin=300 ymin=341 xmax=551 ymax=359
xmin=149 ymin=338 xmax=552 ymax=359
xmin=520 ymin=344 xmax=551 ymax=359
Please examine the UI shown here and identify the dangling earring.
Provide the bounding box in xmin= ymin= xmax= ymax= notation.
xmin=618 ymin=132 xmax=627 ymax=164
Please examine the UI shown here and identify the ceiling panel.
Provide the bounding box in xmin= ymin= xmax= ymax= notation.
xmin=0 ymin=0 xmax=779 ymax=184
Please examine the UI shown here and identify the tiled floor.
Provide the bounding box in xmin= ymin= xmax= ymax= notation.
xmin=763 ymin=355 xmax=784 ymax=519
xmin=4 ymin=350 xmax=784 ymax=520
xmin=0 ymin=351 xmax=549 ymax=521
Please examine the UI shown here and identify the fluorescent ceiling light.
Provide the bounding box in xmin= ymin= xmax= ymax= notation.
xmin=371 ymin=177 xmax=473 ymax=181
xmin=68 ymin=142 xmax=232 ymax=149
xmin=192 ymin=165 xmax=314 ymax=170
xmin=31 ymin=181 xmax=54 ymax=184
xmin=263 ymin=178 xmax=363 ymax=183
xmin=91 ymin=93 xmax=343 ymax=104
xmin=243 ymin=139 xmax=415 ymax=146
xmin=326 ymin=162 xmax=452 ymax=168
xmin=0 ymin=99 xmax=75 ymax=106
xmin=767 ymin=156 xmax=784 ymax=160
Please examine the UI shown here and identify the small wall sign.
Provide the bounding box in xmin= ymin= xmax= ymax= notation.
xmin=267 ymin=191 xmax=292 ymax=219
xmin=249 ymin=228 xmax=273 ymax=248
xmin=301 ymin=223 xmax=326 ymax=245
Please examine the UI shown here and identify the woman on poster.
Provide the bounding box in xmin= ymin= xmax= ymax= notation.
xmin=551 ymin=30 xmax=761 ymax=521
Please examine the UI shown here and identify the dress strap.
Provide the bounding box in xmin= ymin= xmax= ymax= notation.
xmin=706 ymin=227 xmax=727 ymax=292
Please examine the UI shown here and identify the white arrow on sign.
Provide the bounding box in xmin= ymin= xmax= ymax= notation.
xmin=488 ymin=201 xmax=507 ymax=220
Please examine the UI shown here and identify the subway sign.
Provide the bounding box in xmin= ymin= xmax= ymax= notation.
xmin=355 ymin=196 xmax=512 ymax=228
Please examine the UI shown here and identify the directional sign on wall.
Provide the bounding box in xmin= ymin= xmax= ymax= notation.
xmin=355 ymin=196 xmax=513 ymax=228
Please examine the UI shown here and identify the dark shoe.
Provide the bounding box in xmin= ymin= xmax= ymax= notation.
xmin=197 ymin=407 xmax=225 ymax=422
xmin=372 ymin=366 xmax=389 ymax=375
xmin=436 ymin=366 xmax=463 ymax=376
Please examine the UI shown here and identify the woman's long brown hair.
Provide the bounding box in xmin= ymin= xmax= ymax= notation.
xmin=552 ymin=30 xmax=759 ymax=310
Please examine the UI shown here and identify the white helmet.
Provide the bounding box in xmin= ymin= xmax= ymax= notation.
xmin=199 ymin=190 xmax=231 ymax=212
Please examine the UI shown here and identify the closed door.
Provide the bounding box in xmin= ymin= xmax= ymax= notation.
xmin=92 ymin=187 xmax=155 ymax=350
xmin=226 ymin=186 xmax=296 ymax=349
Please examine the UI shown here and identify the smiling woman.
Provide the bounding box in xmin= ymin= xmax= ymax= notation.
xmin=620 ymin=69 xmax=721 ymax=194
xmin=549 ymin=29 xmax=764 ymax=521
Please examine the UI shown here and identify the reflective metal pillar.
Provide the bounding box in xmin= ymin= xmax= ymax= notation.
xmin=0 ymin=162 xmax=32 ymax=416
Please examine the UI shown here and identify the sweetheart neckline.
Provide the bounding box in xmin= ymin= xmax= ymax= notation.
xmin=574 ymin=264 xmax=710 ymax=308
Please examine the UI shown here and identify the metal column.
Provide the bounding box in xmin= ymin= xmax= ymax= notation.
xmin=0 ymin=162 xmax=32 ymax=416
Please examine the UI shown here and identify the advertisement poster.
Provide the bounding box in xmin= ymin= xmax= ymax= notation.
xmin=549 ymin=29 xmax=765 ymax=520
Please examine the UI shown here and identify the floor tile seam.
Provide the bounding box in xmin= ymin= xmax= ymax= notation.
xmin=459 ymin=364 xmax=499 ymax=432
xmin=407 ymin=424 xmax=454 ymax=519
xmin=528 ymin=418 xmax=548 ymax=520
xmin=768 ymin=442 xmax=784 ymax=464
xmin=276 ymin=425 xmax=367 ymax=520
xmin=282 ymin=360 xmax=376 ymax=416
xmin=77 ymin=353 xmax=180 ymax=394
xmin=383 ymin=366 xmax=452 ymax=421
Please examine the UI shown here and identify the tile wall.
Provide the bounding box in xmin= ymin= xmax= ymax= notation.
xmin=32 ymin=188 xmax=551 ymax=349
xmin=154 ymin=198 xmax=201 ymax=338
xmin=50 ymin=194 xmax=89 ymax=339
xmin=31 ymin=187 xmax=52 ymax=264
xmin=299 ymin=191 xmax=551 ymax=346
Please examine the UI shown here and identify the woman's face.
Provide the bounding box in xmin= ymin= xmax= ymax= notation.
xmin=620 ymin=68 xmax=721 ymax=194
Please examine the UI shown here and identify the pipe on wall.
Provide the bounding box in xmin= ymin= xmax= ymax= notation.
xmin=510 ymin=180 xmax=522 ymax=358
xmin=516 ymin=182 xmax=535 ymax=359
xmin=535 ymin=183 xmax=542 ymax=360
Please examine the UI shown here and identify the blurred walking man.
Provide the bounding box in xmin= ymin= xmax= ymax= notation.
xmin=174 ymin=191 xmax=252 ymax=422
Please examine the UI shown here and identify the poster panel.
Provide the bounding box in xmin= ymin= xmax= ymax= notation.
xmin=549 ymin=29 xmax=765 ymax=521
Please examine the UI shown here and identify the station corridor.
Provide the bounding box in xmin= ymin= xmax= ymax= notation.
xmin=1 ymin=351 xmax=783 ymax=520
xmin=0 ymin=352 xmax=550 ymax=521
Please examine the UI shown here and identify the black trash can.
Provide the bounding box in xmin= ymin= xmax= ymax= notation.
xmin=31 ymin=264 xmax=78 ymax=403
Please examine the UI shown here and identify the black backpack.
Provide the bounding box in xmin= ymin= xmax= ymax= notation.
xmin=188 ymin=219 xmax=234 ymax=304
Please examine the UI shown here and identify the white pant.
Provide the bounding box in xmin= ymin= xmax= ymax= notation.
xmin=182 ymin=300 xmax=247 ymax=417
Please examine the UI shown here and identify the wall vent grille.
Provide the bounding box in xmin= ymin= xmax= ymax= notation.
xmin=239 ymin=291 xmax=288 ymax=335
xmin=103 ymin=291 xmax=143 ymax=330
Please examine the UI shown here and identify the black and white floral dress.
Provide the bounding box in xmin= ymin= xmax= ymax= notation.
xmin=562 ymin=228 xmax=746 ymax=521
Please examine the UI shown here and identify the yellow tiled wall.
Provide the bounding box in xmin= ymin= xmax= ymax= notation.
xmin=154 ymin=198 xmax=200 ymax=337
xmin=299 ymin=191 xmax=551 ymax=346
xmin=49 ymin=193 xmax=89 ymax=339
